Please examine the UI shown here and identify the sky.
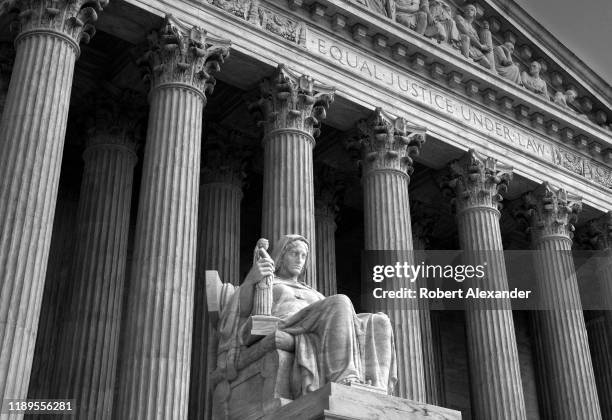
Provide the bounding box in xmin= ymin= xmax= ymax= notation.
xmin=513 ymin=0 xmax=612 ymax=84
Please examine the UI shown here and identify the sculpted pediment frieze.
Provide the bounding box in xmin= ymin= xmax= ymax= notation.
xmin=203 ymin=0 xmax=612 ymax=169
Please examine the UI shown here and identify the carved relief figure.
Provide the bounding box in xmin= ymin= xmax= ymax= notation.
xmin=494 ymin=41 xmax=521 ymax=85
xmin=394 ymin=0 xmax=428 ymax=34
xmin=216 ymin=235 xmax=397 ymax=397
xmin=521 ymin=61 xmax=549 ymax=99
xmin=424 ymin=0 xmax=461 ymax=46
xmin=351 ymin=0 xmax=394 ymax=17
xmin=454 ymin=4 xmax=494 ymax=69
xmin=212 ymin=0 xmax=254 ymax=20
xmin=258 ymin=8 xmax=306 ymax=45
xmin=553 ymin=88 xmax=578 ymax=109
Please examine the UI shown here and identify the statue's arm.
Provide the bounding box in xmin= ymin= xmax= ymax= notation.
xmin=455 ymin=16 xmax=484 ymax=49
xmin=238 ymin=256 xmax=275 ymax=317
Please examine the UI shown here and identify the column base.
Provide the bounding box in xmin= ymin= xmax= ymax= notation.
xmin=261 ymin=383 xmax=461 ymax=420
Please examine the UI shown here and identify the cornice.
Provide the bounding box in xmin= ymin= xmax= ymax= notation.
xmin=121 ymin=0 xmax=612 ymax=210
xmin=272 ymin=0 xmax=612 ymax=156
xmin=487 ymin=0 xmax=612 ymax=113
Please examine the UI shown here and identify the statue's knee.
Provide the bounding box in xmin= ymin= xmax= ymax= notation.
xmin=373 ymin=313 xmax=391 ymax=331
xmin=329 ymin=294 xmax=353 ymax=309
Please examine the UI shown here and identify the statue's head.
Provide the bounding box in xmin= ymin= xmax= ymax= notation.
xmin=529 ymin=61 xmax=541 ymax=76
xmin=504 ymin=41 xmax=515 ymax=54
xmin=463 ymin=4 xmax=477 ymax=18
xmin=271 ymin=235 xmax=310 ymax=281
xmin=566 ymin=89 xmax=578 ymax=102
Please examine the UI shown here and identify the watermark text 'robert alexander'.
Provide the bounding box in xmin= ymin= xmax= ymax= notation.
xmin=372 ymin=261 xmax=487 ymax=283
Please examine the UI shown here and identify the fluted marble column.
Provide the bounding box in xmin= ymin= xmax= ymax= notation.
xmin=189 ymin=126 xmax=247 ymax=420
xmin=447 ymin=150 xmax=526 ymax=419
xmin=52 ymin=89 xmax=139 ymax=419
xmin=587 ymin=316 xmax=612 ymax=419
xmin=252 ymin=65 xmax=334 ymax=288
xmin=523 ymin=182 xmax=601 ymax=419
xmin=27 ymin=187 xmax=78 ymax=400
xmin=411 ymin=205 xmax=441 ymax=406
xmin=314 ymin=164 xmax=342 ymax=296
xmin=583 ymin=212 xmax=612 ymax=419
xmin=115 ymin=16 xmax=230 ymax=420
xmin=0 ymin=0 xmax=106 ymax=405
xmin=354 ymin=107 xmax=426 ymax=401
xmin=0 ymin=42 xmax=13 ymax=117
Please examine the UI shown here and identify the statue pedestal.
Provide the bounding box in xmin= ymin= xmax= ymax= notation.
xmin=261 ymin=382 xmax=462 ymax=420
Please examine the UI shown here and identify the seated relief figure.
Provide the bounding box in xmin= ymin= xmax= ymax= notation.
xmin=425 ymin=0 xmax=461 ymax=46
xmin=351 ymin=0 xmax=394 ymax=17
xmin=554 ymin=88 xmax=577 ymax=109
xmin=454 ymin=4 xmax=494 ymax=69
xmin=213 ymin=235 xmax=397 ymax=417
xmin=394 ymin=0 xmax=428 ymax=35
xmin=394 ymin=0 xmax=460 ymax=46
xmin=494 ymin=40 xmax=521 ymax=85
xmin=521 ymin=61 xmax=549 ymax=99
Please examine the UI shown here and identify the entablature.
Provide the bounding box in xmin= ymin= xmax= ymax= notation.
xmin=268 ymin=0 xmax=612 ymax=157
xmin=100 ymin=0 xmax=612 ymax=210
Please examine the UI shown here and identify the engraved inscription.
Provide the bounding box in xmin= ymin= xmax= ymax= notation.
xmin=307 ymin=31 xmax=612 ymax=189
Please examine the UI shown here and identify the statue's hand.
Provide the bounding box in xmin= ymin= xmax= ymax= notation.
xmin=245 ymin=256 xmax=275 ymax=285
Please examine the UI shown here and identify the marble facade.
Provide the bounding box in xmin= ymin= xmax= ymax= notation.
xmin=0 ymin=0 xmax=611 ymax=419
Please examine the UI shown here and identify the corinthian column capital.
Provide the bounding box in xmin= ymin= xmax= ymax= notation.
xmin=250 ymin=64 xmax=335 ymax=138
xmin=84 ymin=85 xmax=144 ymax=155
xmin=446 ymin=149 xmax=513 ymax=213
xmin=351 ymin=107 xmax=425 ymax=178
xmin=577 ymin=211 xmax=612 ymax=251
xmin=4 ymin=0 xmax=108 ymax=50
xmin=138 ymin=15 xmax=230 ymax=97
xmin=201 ymin=123 xmax=251 ymax=186
xmin=522 ymin=182 xmax=582 ymax=242
xmin=314 ymin=163 xmax=344 ymax=221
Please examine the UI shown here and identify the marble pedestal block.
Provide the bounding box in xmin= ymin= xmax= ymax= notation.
xmin=261 ymin=383 xmax=461 ymax=420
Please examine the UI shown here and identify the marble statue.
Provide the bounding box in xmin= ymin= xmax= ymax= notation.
xmin=454 ymin=4 xmax=494 ymax=69
xmin=424 ymin=0 xmax=461 ymax=46
xmin=521 ymin=61 xmax=549 ymax=99
xmin=494 ymin=41 xmax=521 ymax=85
xmin=553 ymin=88 xmax=578 ymax=109
xmin=216 ymin=234 xmax=397 ymax=398
xmin=394 ymin=0 xmax=428 ymax=34
xmin=351 ymin=0 xmax=394 ymax=17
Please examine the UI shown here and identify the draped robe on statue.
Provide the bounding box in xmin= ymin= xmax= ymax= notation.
xmin=215 ymin=236 xmax=397 ymax=398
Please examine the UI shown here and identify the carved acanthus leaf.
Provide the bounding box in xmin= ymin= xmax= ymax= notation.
xmin=314 ymin=163 xmax=345 ymax=220
xmin=201 ymin=123 xmax=253 ymax=186
xmin=576 ymin=211 xmax=612 ymax=251
xmin=445 ymin=149 xmax=513 ymax=212
xmin=411 ymin=200 xmax=438 ymax=249
xmin=84 ymin=85 xmax=145 ymax=152
xmin=4 ymin=0 xmax=108 ymax=45
xmin=249 ymin=64 xmax=335 ymax=136
xmin=138 ymin=15 xmax=230 ymax=97
xmin=521 ymin=182 xmax=582 ymax=242
xmin=349 ymin=107 xmax=426 ymax=177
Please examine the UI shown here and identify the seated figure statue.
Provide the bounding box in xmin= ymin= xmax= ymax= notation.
xmin=494 ymin=41 xmax=521 ymax=85
xmin=212 ymin=235 xmax=397 ymax=419
xmin=454 ymin=4 xmax=493 ymax=69
xmin=394 ymin=0 xmax=428 ymax=34
xmin=424 ymin=0 xmax=461 ymax=46
xmin=521 ymin=61 xmax=549 ymax=99
xmin=350 ymin=0 xmax=393 ymax=17
xmin=553 ymin=88 xmax=577 ymax=109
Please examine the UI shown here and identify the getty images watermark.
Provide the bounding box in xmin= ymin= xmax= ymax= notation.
xmin=370 ymin=260 xmax=531 ymax=300
xmin=360 ymin=250 xmax=611 ymax=310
